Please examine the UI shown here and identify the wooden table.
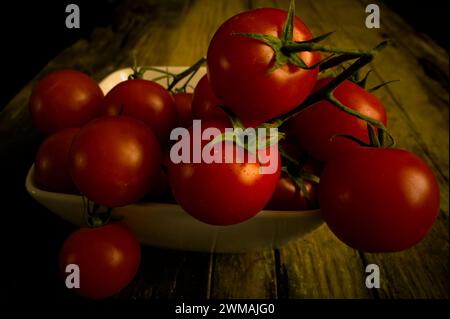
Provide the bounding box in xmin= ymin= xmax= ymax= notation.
xmin=1 ymin=0 xmax=448 ymax=299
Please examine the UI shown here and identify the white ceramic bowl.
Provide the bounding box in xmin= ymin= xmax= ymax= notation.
xmin=25 ymin=66 xmax=323 ymax=253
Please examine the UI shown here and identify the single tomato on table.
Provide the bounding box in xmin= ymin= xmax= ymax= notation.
xmin=59 ymin=223 xmax=141 ymax=299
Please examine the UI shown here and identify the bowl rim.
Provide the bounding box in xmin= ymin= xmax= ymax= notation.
xmin=25 ymin=164 xmax=321 ymax=219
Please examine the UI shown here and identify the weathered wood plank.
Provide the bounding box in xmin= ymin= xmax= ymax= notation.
xmin=302 ymin=0 xmax=448 ymax=298
xmin=211 ymin=250 xmax=278 ymax=298
xmin=120 ymin=247 xmax=212 ymax=298
xmin=276 ymin=225 xmax=373 ymax=298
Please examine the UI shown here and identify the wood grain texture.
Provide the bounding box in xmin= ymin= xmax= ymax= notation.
xmin=0 ymin=0 xmax=447 ymax=299
xmin=211 ymin=250 xmax=278 ymax=299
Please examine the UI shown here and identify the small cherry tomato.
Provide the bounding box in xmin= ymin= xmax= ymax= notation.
xmin=100 ymin=79 xmax=177 ymax=144
xmin=319 ymin=148 xmax=440 ymax=252
xmin=289 ymin=78 xmax=387 ymax=162
xmin=207 ymin=8 xmax=320 ymax=121
xmin=29 ymin=70 xmax=103 ymax=135
xmin=69 ymin=116 xmax=161 ymax=207
xmin=34 ymin=128 xmax=80 ymax=193
xmin=59 ymin=223 xmax=141 ymax=299
xmin=168 ymin=120 xmax=281 ymax=225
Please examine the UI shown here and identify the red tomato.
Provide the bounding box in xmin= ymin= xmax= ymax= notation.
xmin=69 ymin=116 xmax=161 ymax=208
xmin=29 ymin=70 xmax=103 ymax=135
xmin=192 ymin=74 xmax=227 ymax=121
xmin=173 ymin=92 xmax=194 ymax=128
xmin=319 ymin=148 xmax=440 ymax=252
xmin=289 ymin=78 xmax=387 ymax=162
xmin=34 ymin=128 xmax=80 ymax=193
xmin=100 ymin=79 xmax=177 ymax=144
xmin=265 ymin=161 xmax=320 ymax=211
xmin=168 ymin=121 xmax=281 ymax=225
xmin=207 ymin=8 xmax=320 ymax=121
xmin=59 ymin=223 xmax=140 ymax=299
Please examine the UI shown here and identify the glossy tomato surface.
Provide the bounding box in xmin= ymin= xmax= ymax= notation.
xmin=59 ymin=223 xmax=140 ymax=299
xmin=168 ymin=121 xmax=281 ymax=225
xmin=34 ymin=128 xmax=80 ymax=193
xmin=29 ymin=70 xmax=103 ymax=135
xmin=319 ymin=148 xmax=440 ymax=252
xmin=69 ymin=116 xmax=161 ymax=208
xmin=289 ymin=78 xmax=387 ymax=162
xmin=207 ymin=8 xmax=320 ymax=121
xmin=100 ymin=79 xmax=177 ymax=144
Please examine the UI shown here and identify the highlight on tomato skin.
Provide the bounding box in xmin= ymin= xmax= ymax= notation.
xmin=69 ymin=116 xmax=162 ymax=208
xmin=167 ymin=120 xmax=281 ymax=226
xmin=34 ymin=128 xmax=80 ymax=194
xmin=59 ymin=223 xmax=141 ymax=299
xmin=207 ymin=7 xmax=320 ymax=121
xmin=318 ymin=147 xmax=440 ymax=253
xmin=288 ymin=78 xmax=388 ymax=162
xmin=99 ymin=78 xmax=178 ymax=145
xmin=29 ymin=69 xmax=104 ymax=136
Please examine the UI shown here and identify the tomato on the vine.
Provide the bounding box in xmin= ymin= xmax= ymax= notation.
xmin=69 ymin=116 xmax=161 ymax=208
xmin=100 ymin=79 xmax=177 ymax=144
xmin=34 ymin=128 xmax=80 ymax=193
xmin=29 ymin=70 xmax=103 ymax=135
xmin=59 ymin=223 xmax=141 ymax=299
xmin=207 ymin=8 xmax=320 ymax=121
xmin=168 ymin=121 xmax=281 ymax=225
xmin=288 ymin=78 xmax=387 ymax=162
xmin=319 ymin=147 xmax=440 ymax=252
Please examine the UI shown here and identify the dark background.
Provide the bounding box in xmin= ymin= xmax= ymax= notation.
xmin=0 ymin=0 xmax=447 ymax=300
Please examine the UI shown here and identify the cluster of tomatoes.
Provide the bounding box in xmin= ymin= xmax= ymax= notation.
xmin=29 ymin=1 xmax=440 ymax=299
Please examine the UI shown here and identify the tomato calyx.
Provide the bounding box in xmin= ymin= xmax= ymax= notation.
xmin=207 ymin=106 xmax=283 ymax=161
xmin=233 ymin=0 xmax=333 ymax=72
xmin=233 ymin=0 xmax=384 ymax=74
